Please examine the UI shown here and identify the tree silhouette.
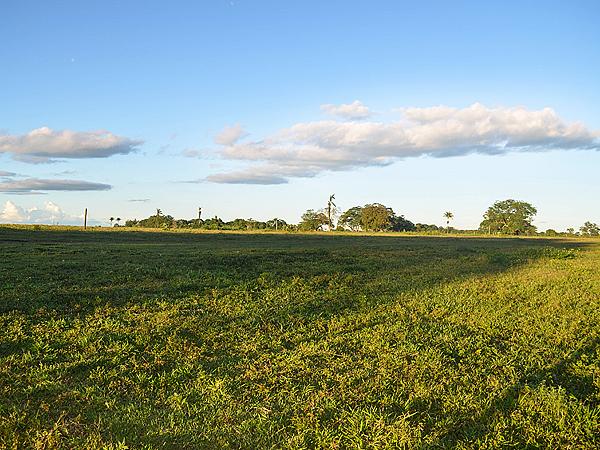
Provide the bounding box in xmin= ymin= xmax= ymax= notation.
xmin=109 ymin=217 xmax=114 ymax=226
xmin=115 ymin=217 xmax=121 ymax=227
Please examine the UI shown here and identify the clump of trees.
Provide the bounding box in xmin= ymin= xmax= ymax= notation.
xmin=298 ymin=209 xmax=329 ymax=231
xmin=479 ymin=199 xmax=537 ymax=235
xmin=125 ymin=209 xmax=291 ymax=231
xmin=580 ymin=221 xmax=599 ymax=236
xmin=336 ymin=203 xmax=415 ymax=232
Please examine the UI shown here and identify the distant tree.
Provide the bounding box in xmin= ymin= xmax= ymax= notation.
xmin=203 ymin=216 xmax=225 ymax=230
xmin=326 ymin=194 xmax=338 ymax=231
xmin=415 ymin=223 xmax=441 ymax=232
xmin=137 ymin=211 xmax=174 ymax=228
xmin=545 ymin=229 xmax=558 ymax=237
xmin=109 ymin=217 xmax=114 ymax=226
xmin=390 ymin=214 xmax=416 ymax=232
xmin=566 ymin=227 xmax=575 ymax=235
xmin=337 ymin=204 xmax=414 ymax=232
xmin=444 ymin=211 xmax=454 ymax=231
xmin=115 ymin=217 xmax=121 ymax=227
xmin=580 ymin=221 xmax=600 ymax=236
xmin=266 ymin=218 xmax=287 ymax=230
xmin=360 ymin=203 xmax=393 ymax=231
xmin=227 ymin=218 xmax=249 ymax=230
xmin=479 ymin=199 xmax=537 ymax=235
xmin=299 ymin=209 xmax=329 ymax=231
xmin=338 ymin=206 xmax=363 ymax=231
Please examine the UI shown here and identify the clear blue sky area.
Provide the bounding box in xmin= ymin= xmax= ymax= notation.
xmin=1 ymin=0 xmax=599 ymax=229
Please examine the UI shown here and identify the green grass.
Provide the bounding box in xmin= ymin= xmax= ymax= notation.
xmin=1 ymin=226 xmax=599 ymax=449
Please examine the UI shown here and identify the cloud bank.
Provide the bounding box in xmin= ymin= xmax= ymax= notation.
xmin=0 ymin=200 xmax=88 ymax=225
xmin=207 ymin=103 xmax=600 ymax=184
xmin=0 ymin=178 xmax=111 ymax=194
xmin=0 ymin=127 xmax=142 ymax=163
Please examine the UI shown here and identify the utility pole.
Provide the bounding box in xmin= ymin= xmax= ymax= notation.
xmin=84 ymin=208 xmax=88 ymax=229
xmin=198 ymin=207 xmax=202 ymax=220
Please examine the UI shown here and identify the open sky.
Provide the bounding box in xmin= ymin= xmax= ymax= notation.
xmin=1 ymin=0 xmax=599 ymax=230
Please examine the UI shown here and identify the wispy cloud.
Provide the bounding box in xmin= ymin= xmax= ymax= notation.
xmin=0 ymin=178 xmax=112 ymax=194
xmin=214 ymin=124 xmax=247 ymax=145
xmin=128 ymin=198 xmax=150 ymax=202
xmin=0 ymin=127 xmax=142 ymax=163
xmin=207 ymin=103 xmax=600 ymax=184
xmin=205 ymin=171 xmax=288 ymax=185
xmin=0 ymin=171 xmax=17 ymax=177
xmin=321 ymin=100 xmax=372 ymax=120
xmin=182 ymin=148 xmax=204 ymax=158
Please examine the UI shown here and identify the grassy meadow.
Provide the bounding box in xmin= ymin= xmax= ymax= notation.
xmin=0 ymin=226 xmax=599 ymax=449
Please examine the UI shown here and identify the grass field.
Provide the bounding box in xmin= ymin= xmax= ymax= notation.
xmin=1 ymin=226 xmax=599 ymax=449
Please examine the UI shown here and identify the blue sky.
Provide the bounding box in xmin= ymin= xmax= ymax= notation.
xmin=1 ymin=0 xmax=599 ymax=230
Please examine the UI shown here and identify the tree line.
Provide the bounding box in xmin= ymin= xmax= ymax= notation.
xmin=120 ymin=198 xmax=599 ymax=237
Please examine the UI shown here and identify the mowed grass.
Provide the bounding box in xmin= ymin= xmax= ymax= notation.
xmin=0 ymin=227 xmax=599 ymax=449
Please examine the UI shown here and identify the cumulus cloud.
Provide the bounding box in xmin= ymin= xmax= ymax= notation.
xmin=207 ymin=103 xmax=600 ymax=184
xmin=214 ymin=124 xmax=247 ymax=145
xmin=0 ymin=178 xmax=111 ymax=194
xmin=321 ymin=100 xmax=372 ymax=120
xmin=0 ymin=200 xmax=87 ymax=225
xmin=0 ymin=127 xmax=142 ymax=163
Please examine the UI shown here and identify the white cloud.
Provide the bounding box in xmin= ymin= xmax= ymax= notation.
xmin=0 ymin=200 xmax=87 ymax=225
xmin=0 ymin=127 xmax=142 ymax=163
xmin=214 ymin=124 xmax=247 ymax=145
xmin=207 ymin=103 xmax=600 ymax=184
xmin=321 ymin=100 xmax=372 ymax=120
xmin=0 ymin=201 xmax=26 ymax=222
xmin=0 ymin=178 xmax=111 ymax=193
xmin=0 ymin=171 xmax=17 ymax=177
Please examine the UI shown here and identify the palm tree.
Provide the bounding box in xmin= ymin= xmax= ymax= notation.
xmin=444 ymin=211 xmax=454 ymax=231
xmin=327 ymin=194 xmax=336 ymax=231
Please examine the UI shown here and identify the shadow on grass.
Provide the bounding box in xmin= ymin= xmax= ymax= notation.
xmin=0 ymin=227 xmax=595 ymax=316
xmin=435 ymin=335 xmax=600 ymax=447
